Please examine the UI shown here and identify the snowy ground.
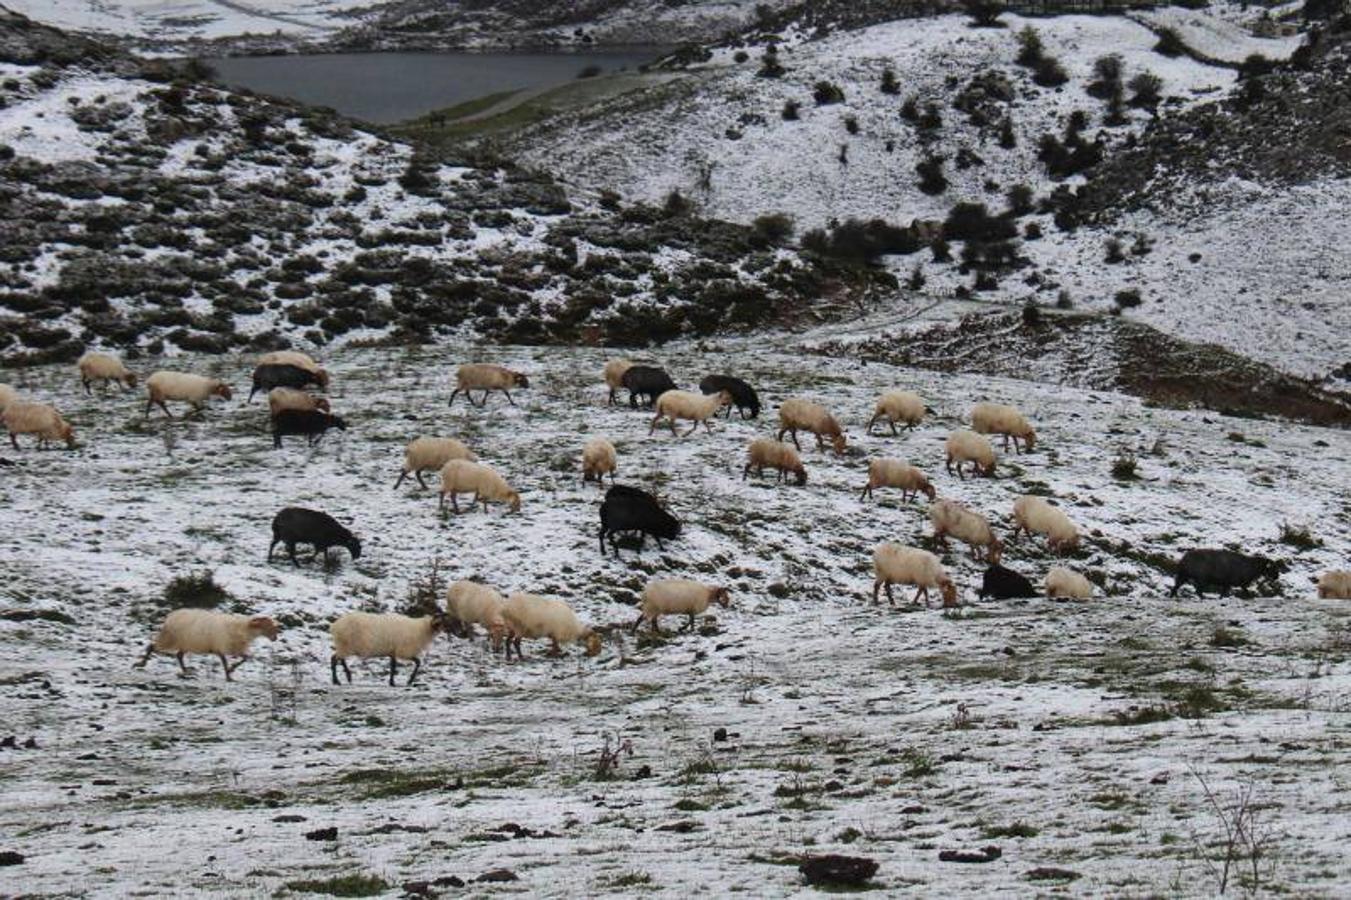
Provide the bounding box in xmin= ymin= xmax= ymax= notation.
xmin=1 ymin=0 xmax=358 ymax=42
xmin=3 ymin=337 xmax=1350 ymax=896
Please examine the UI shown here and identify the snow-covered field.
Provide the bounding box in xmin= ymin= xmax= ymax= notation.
xmin=3 ymin=337 xmax=1350 ymax=896
xmin=1 ymin=0 xmax=357 ymax=41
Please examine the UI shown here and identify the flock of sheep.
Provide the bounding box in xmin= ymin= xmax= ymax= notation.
xmin=2 ymin=349 xmax=1348 ymax=688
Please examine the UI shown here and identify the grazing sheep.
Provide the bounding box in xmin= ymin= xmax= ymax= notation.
xmin=0 ymin=383 xmax=19 ymax=414
xmin=979 ymin=564 xmax=1037 ymax=600
xmin=699 ymin=374 xmax=761 ymax=419
xmin=258 ymin=350 xmax=326 ymax=384
xmin=330 ymin=610 xmax=450 ymax=686
xmin=77 ymin=352 xmax=136 ymax=393
xmin=860 ymin=458 xmax=934 ymax=502
xmin=622 ymin=365 xmax=677 ymax=408
xmin=3 ymin=402 xmax=75 ymax=450
xmin=145 ymin=371 xmax=233 ymax=418
xmin=599 ymin=484 xmax=680 ymax=556
xmin=394 ymin=437 xmax=476 ymax=490
xmin=267 ymin=387 xmax=331 ymax=418
xmin=1317 ymin=571 xmax=1351 ymax=600
xmin=650 ymin=389 xmax=731 ymax=437
xmin=633 ymin=579 xmax=731 ymax=634
xmin=867 ymin=390 xmax=925 ymax=435
xmin=582 ymin=437 xmax=618 ymax=485
xmin=445 ymin=580 xmax=508 ymax=652
xmin=872 ymin=543 xmax=958 ymax=608
xmin=268 ymin=507 xmax=361 ymax=567
xmin=944 ymin=430 xmax=997 ymax=479
xmin=501 ymin=592 xmax=603 ymax=659
xmin=134 ymin=610 xmax=279 ymax=681
xmin=1169 ymin=549 xmax=1284 ymax=598
xmin=1011 ymin=496 xmax=1080 ymax=553
xmin=743 ymin=437 xmax=807 ymax=486
xmin=603 ymin=359 xmax=635 ymax=405
xmin=449 ymin=363 xmax=529 ymax=408
xmin=971 ymin=402 xmax=1036 ymax=453
xmin=930 ymin=499 xmax=1002 ymax=562
xmin=438 ymin=459 xmax=521 ymax=514
xmin=249 ymin=364 xmax=324 ymax=402
xmin=1046 ymin=566 xmax=1093 ymax=600
xmin=272 ymin=409 xmax=347 ymax=448
xmin=778 ymin=397 xmax=847 ymax=454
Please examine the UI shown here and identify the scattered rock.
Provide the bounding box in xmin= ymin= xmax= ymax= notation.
xmin=798 ymin=854 xmax=879 ymax=887
xmin=475 ymin=869 xmax=518 ymax=883
xmin=0 ymin=851 xmax=24 ymax=866
xmin=939 ymin=846 xmax=1002 ymax=864
xmin=713 ymin=727 xmax=728 ymax=742
xmin=272 ymin=814 xmax=306 ymax=823
xmin=303 ymin=827 xmax=337 ymax=842
xmin=655 ymin=820 xmax=699 ymax=833
xmin=1027 ymin=867 xmax=1081 ymax=882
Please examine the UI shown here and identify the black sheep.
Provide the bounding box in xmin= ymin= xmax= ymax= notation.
xmin=699 ymin=374 xmax=761 ymax=419
xmin=978 ymin=564 xmax=1037 ymax=600
xmin=272 ymin=409 xmax=347 ymax=448
xmin=622 ymin=365 xmax=677 ymax=409
xmin=268 ymin=507 xmax=362 ymax=567
xmin=1170 ymin=549 xmax=1285 ymax=598
xmin=249 ymin=364 xmax=324 ymax=402
xmin=599 ymin=485 xmax=681 ymax=556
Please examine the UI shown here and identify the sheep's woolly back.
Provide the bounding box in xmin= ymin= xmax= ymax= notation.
xmin=502 ymin=592 xmax=591 ymax=644
xmin=640 ymin=579 xmax=729 ymax=617
xmin=747 ymin=438 xmax=803 ymax=473
xmin=0 ymin=384 xmax=18 ymax=413
xmin=603 ymin=359 xmax=634 ymax=389
xmin=867 ymin=458 xmax=931 ymax=492
xmin=873 ymin=543 xmax=949 ymax=588
xmin=258 ymin=350 xmax=321 ymax=374
xmin=406 ymin=437 xmax=476 ymax=472
xmin=268 ymin=387 xmax=329 ymax=417
xmin=1318 ymin=570 xmax=1351 ymax=599
xmin=147 ymin=371 xmax=230 ymax=403
xmin=972 ymin=402 xmax=1035 ymax=445
xmin=330 ymin=612 xmax=441 ymax=661
xmin=582 ymin=438 xmax=617 ymax=478
xmin=874 ymin=390 xmax=925 ymax=424
xmin=3 ymin=401 xmax=74 ymax=445
xmin=930 ymin=499 xmax=998 ymax=548
xmin=1013 ymin=496 xmax=1079 ymax=546
xmin=78 ymin=352 xmax=133 ymax=383
xmin=1046 ymin=567 xmax=1093 ymax=599
xmin=780 ymin=398 xmax=840 ymax=434
xmin=439 ymin=459 xmax=519 ymax=508
xmin=457 ymin=363 xmax=524 ymax=390
xmin=945 ymin=430 xmax=996 ymax=466
xmin=446 ymin=581 xmax=507 ymax=631
xmin=153 ymin=609 xmax=279 ymax=656
xmin=655 ymin=389 xmax=728 ymax=420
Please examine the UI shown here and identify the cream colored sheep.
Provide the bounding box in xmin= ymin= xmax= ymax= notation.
xmin=449 ymin=363 xmax=529 ymax=408
xmin=145 ymin=371 xmax=233 ymax=418
xmin=134 ymin=609 xmax=279 ymax=681
xmin=1011 ymin=495 xmax=1080 ymax=553
xmin=395 ymin=436 xmax=476 ymax=490
xmin=582 ymin=437 xmax=618 ymax=485
xmin=867 ymin=390 xmax=925 ymax=435
xmin=972 ymin=402 xmax=1036 ymax=453
xmin=3 ymin=401 xmax=75 ymax=450
xmin=330 ymin=610 xmax=450 ymax=686
xmin=860 ymin=458 xmax=935 ymax=503
xmin=437 ymin=459 xmax=521 ymax=514
xmin=603 ymin=358 xmax=634 ymax=405
xmin=258 ymin=350 xmax=330 ymax=388
xmin=944 ymin=429 xmax=997 ymax=479
xmin=632 ymin=579 xmax=731 ymax=633
xmin=446 ymin=580 xmax=508 ymax=652
xmin=77 ymin=352 xmax=136 ymax=393
xmin=872 ymin=543 xmax=958 ymax=607
xmin=501 ymin=592 xmax=603 ymax=659
xmin=1317 ymin=571 xmax=1351 ymax=600
xmin=778 ymin=397 xmax=847 ymax=454
xmin=650 ymin=389 xmax=731 ymax=437
xmin=1046 ymin=566 xmax=1093 ymax=600
xmin=930 ymin=499 xmax=1002 ymax=562
xmin=267 ymin=387 xmax=331 ymax=419
xmin=0 ymin=383 xmax=18 ymax=414
xmin=743 ymin=437 xmax=807 ymax=486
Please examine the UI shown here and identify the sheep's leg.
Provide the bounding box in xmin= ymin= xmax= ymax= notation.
xmin=648 ymin=414 xmax=661 ymax=435
xmin=8 ymin=433 xmax=17 ymax=450
xmin=687 ymin=421 xmax=702 ymax=437
xmin=889 ymin=420 xmax=898 ymax=437
xmin=1168 ymin=576 xmax=1184 ymax=598
xmin=394 ymin=470 xmax=409 ymax=490
xmin=548 ymin=638 xmax=563 ymax=657
xmin=406 ymin=657 xmax=422 ymax=686
xmin=451 ymin=492 xmax=461 ymax=514
xmin=871 ymin=580 xmax=881 ymax=604
xmin=388 ymin=656 xmax=398 ymax=687
xmin=742 ymin=462 xmax=751 ymax=480
xmin=330 ymin=656 xmax=342 ymax=685
xmin=599 ymin=526 xmax=609 ymax=556
xmin=630 ymin=612 xmax=646 ymax=633
xmin=884 ymin=582 xmax=895 ymax=606
xmin=474 ymin=391 xmax=489 ymax=407
xmin=134 ymin=644 xmax=156 ymax=669
xmin=448 ymin=388 xmax=461 ymax=408
xmin=502 ymin=389 xmax=516 ymax=406
xmin=287 ymin=541 xmax=300 ymax=568
xmin=82 ymin=378 xmax=91 ymax=395
xmin=683 ymin=612 xmax=696 ymax=632
xmin=866 ymin=413 xmax=879 ymax=435
xmin=914 ymin=585 xmax=927 ymax=608
xmin=226 ymin=656 xmax=247 ymax=677
xmin=219 ymin=653 xmax=235 ymax=682
xmin=669 ymin=418 xmax=680 ymax=438
xmin=860 ymin=483 xmax=871 ymax=500
xmin=176 ymin=652 xmax=190 ymax=675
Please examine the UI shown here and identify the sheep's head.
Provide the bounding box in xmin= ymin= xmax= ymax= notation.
xmin=59 ymin=422 xmax=76 ymax=448
xmin=123 ymin=372 xmax=139 ymax=388
xmin=512 ymin=372 xmax=530 ymax=388
xmin=830 ymin=433 xmax=848 ymax=455
xmin=249 ymin=616 xmax=281 ymax=641
xmin=507 ymin=491 xmax=522 ymax=513
xmin=346 ymin=536 xmax=363 ymax=560
xmin=792 ymin=465 xmax=808 ymax=486
xmin=711 ymin=587 xmax=732 ymax=609
xmin=315 ymin=369 xmax=331 ymax=389
xmin=213 ymin=382 xmax=234 ymax=400
xmin=939 ymin=581 xmax=959 ymax=609
xmin=1023 ymin=428 xmax=1037 ymax=451
xmin=330 ymin=415 xmax=348 ymax=431
xmin=1259 ymin=556 xmax=1288 ymax=578
xmin=921 ymin=481 xmax=937 ymax=500
xmin=987 ymin=537 xmax=1004 ymax=564
xmin=315 ymin=397 xmax=332 ymax=413
xmin=582 ymin=631 xmax=603 ymax=657
xmin=715 ymin=390 xmax=733 ymax=408
xmin=980 ymin=460 xmax=997 ymax=478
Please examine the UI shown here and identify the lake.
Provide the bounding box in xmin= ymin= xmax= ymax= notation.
xmin=206 ymin=48 xmax=670 ymax=125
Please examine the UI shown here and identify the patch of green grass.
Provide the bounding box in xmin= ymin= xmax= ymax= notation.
xmin=338 ymin=768 xmax=457 ymax=799
xmin=673 ymin=798 xmax=708 ymax=811
xmin=603 ymin=871 xmax=653 ymax=888
xmin=128 ymin=789 xmax=259 ymax=811
xmin=1210 ymin=626 xmax=1250 ymax=648
xmin=1109 ymin=705 xmax=1174 ymax=726
xmin=901 ymin=748 xmax=935 ymax=778
xmin=285 ymin=874 xmax=388 ymax=897
xmin=983 ymin=820 xmax=1039 ymax=838
xmin=1174 ymin=685 xmax=1226 ymax=718
xmin=1278 ymin=522 xmax=1321 ymax=550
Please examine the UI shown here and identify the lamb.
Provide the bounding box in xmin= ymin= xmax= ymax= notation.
xmin=272 ymin=409 xmax=347 ymax=448
xmin=622 ymin=365 xmax=677 ymax=408
xmin=979 ymin=564 xmax=1037 ymax=600
xmin=267 ymin=387 xmax=331 ymax=418
xmin=743 ymin=437 xmax=807 ymax=486
xmin=437 ymin=459 xmax=521 ymax=514
xmin=632 ymin=579 xmax=731 ymax=634
xmin=699 ymin=374 xmax=761 ymax=419
xmin=582 ymin=437 xmax=618 ymax=485
xmin=501 ymin=592 xmax=603 ymax=659
xmin=445 ymin=580 xmax=508 ymax=652
xmin=860 ymin=458 xmax=934 ymax=502
xmin=867 ymin=390 xmax=925 ymax=435
xmin=267 ymin=507 xmax=362 ymax=567
xmin=1317 ymin=571 xmax=1351 ymax=600
xmin=929 ymin=499 xmax=1002 ymax=562
xmin=0 ymin=383 xmax=18 ymax=414
xmin=449 ymin=363 xmax=529 ymax=408
xmin=944 ymin=430 xmax=997 ymax=479
xmin=1169 ymin=549 xmax=1284 ymax=598
xmin=330 ymin=610 xmax=451 ymax=686
xmin=145 ymin=371 xmax=233 ymax=418
xmin=249 ymin=363 xmax=325 ymax=402
xmin=77 ymin=352 xmax=136 ymax=393
xmin=134 ymin=610 xmax=280 ymax=681
xmin=3 ymin=402 xmax=75 ymax=450
xmin=394 ymin=437 xmax=476 ymax=490
xmin=599 ymin=484 xmax=681 ymax=556
xmin=778 ymin=397 xmax=847 ymax=454
xmin=971 ymin=402 xmax=1036 ymax=453
xmin=650 ymin=389 xmax=731 ymax=437
xmin=1010 ymin=495 xmax=1080 ymax=553
xmin=1046 ymin=566 xmax=1093 ymax=600
xmin=872 ymin=543 xmax=958 ymax=608
xmin=603 ymin=358 xmax=634 ymax=405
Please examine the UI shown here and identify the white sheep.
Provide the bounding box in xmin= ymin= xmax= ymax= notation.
xmin=3 ymin=401 xmax=75 ymax=450
xmin=258 ymin=350 xmax=330 ymax=388
xmin=971 ymin=402 xmax=1036 ymax=453
xmin=1011 ymin=495 xmax=1080 ymax=553
xmin=395 ymin=436 xmax=476 ymax=490
xmin=1046 ymin=566 xmax=1093 ymax=600
xmin=778 ymin=397 xmax=847 ymax=454
xmin=649 ymin=389 xmax=731 ymax=437
xmin=0 ymin=383 xmax=19 ymax=414
xmin=603 ymin=358 xmax=634 ymax=405
xmin=1317 ymin=571 xmax=1351 ymax=600
xmin=437 ymin=459 xmax=521 ymax=514
xmin=867 ymin=390 xmax=925 ymax=435
xmin=872 ymin=543 xmax=958 ymax=607
xmin=944 ymin=429 xmax=997 ymax=479
xmin=134 ymin=609 xmax=280 ymax=681
xmin=145 ymin=371 xmax=233 ymax=418
xmin=449 ymin=363 xmax=529 ymax=408
xmin=743 ymin=437 xmax=807 ymax=486
xmin=632 ymin=579 xmax=731 ymax=633
xmin=267 ymin=387 xmax=331 ymax=419
xmin=446 ymin=580 xmax=508 ymax=652
xmin=501 ymin=592 xmax=603 ymax=659
xmin=77 ymin=352 xmax=137 ymax=393
xmin=930 ymin=499 xmax=1002 ymax=562
xmin=860 ymin=458 xmax=935 ymax=503
xmin=330 ymin=611 xmax=450 ymax=686
xmin=582 ymin=437 xmax=618 ymax=485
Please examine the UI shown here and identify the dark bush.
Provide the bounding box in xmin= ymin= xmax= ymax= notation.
xmin=916 ymin=155 xmax=948 ymax=195
xmin=757 ymin=45 xmax=785 ymax=78
xmin=802 ymin=218 xmax=921 ymax=265
xmin=752 ymin=212 xmax=795 ymax=245
xmin=1015 ymin=27 xmax=1044 ymax=67
xmin=944 ymin=203 xmax=1018 ymax=242
xmin=900 ymin=96 xmax=919 ymax=121
xmin=881 ymin=68 xmax=900 ymax=94
xmin=813 ymin=81 xmax=845 ymax=105
xmin=1087 ymin=55 xmax=1123 ymax=98
xmin=1128 ymin=72 xmax=1163 ymax=107
xmin=844 ymin=115 xmax=859 ymax=134
xmin=1238 ymin=53 xmax=1276 ymax=79
xmin=1154 ymin=27 xmax=1187 ymax=58
xmin=161 ymin=570 xmax=232 ymax=609
xmin=964 ymin=0 xmax=1007 ymax=28
xmin=1033 ymin=57 xmax=1069 ymax=87
xmin=999 ymin=117 xmax=1016 ymax=148
xmin=663 ymin=190 xmax=694 ymax=218
xmin=1005 ymin=184 xmax=1034 ymax=216
xmin=1114 ymin=288 xmax=1143 ymax=309
xmin=781 ymin=99 xmax=800 ymax=120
